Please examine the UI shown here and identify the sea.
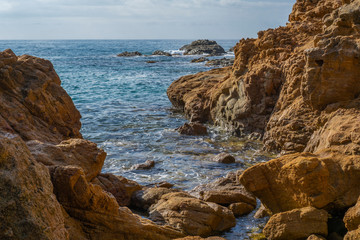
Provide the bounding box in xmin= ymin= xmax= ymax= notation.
xmin=0 ymin=40 xmax=270 ymax=239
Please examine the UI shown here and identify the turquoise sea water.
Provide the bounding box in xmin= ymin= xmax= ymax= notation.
xmin=0 ymin=40 xmax=269 ymax=239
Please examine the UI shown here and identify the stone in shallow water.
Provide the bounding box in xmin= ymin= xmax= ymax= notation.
xmin=131 ymin=160 xmax=155 ymax=170
xmin=176 ymin=122 xmax=208 ymax=136
xmin=212 ymin=152 xmax=235 ymax=164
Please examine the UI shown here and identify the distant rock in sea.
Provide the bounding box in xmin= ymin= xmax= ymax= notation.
xmin=191 ymin=57 xmax=209 ymax=63
xmin=152 ymin=50 xmax=172 ymax=56
xmin=117 ymin=51 xmax=142 ymax=57
xmin=180 ymin=39 xmax=226 ymax=56
xmin=205 ymin=57 xmax=234 ymax=67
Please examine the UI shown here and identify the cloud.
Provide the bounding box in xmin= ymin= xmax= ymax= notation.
xmin=0 ymin=0 xmax=13 ymax=12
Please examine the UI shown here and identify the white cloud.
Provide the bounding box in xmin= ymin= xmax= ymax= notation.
xmin=0 ymin=0 xmax=13 ymax=12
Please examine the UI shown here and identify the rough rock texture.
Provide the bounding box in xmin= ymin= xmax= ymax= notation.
xmin=0 ymin=132 xmax=69 ymax=240
xmin=176 ymin=237 xmax=226 ymax=240
xmin=205 ymin=58 xmax=234 ymax=67
xmin=240 ymin=151 xmax=360 ymax=214
xmin=307 ymin=235 xmax=326 ymax=240
xmin=130 ymin=159 xmax=155 ymax=170
xmin=117 ymin=51 xmax=142 ymax=57
xmin=180 ymin=40 xmax=226 ymax=56
xmin=263 ymin=207 xmax=328 ymax=240
xmin=212 ymin=152 xmax=235 ymax=163
xmin=177 ymin=122 xmax=208 ymax=135
xmin=152 ymin=50 xmax=172 ymax=56
xmin=91 ymin=173 xmax=142 ymax=206
xmin=344 ymin=197 xmax=360 ymax=232
xmin=149 ymin=192 xmax=236 ymax=237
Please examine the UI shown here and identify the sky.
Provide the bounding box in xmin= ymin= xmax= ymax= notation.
xmin=0 ymin=0 xmax=295 ymax=40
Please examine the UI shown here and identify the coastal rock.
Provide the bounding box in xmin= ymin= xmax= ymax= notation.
xmin=345 ymin=228 xmax=360 ymax=240
xmin=344 ymin=197 xmax=360 ymax=232
xmin=152 ymin=50 xmax=172 ymax=56
xmin=0 ymin=132 xmax=68 ymax=240
xmin=263 ymin=207 xmax=328 ymax=240
xmin=0 ymin=49 xmax=82 ymax=144
xmin=27 ymin=138 xmax=106 ymax=181
xmin=191 ymin=57 xmax=209 ymax=63
xmin=131 ymin=159 xmax=155 ymax=170
xmin=177 ymin=122 xmax=208 ymax=135
xmin=180 ymin=40 xmax=226 ymax=56
xmin=117 ymin=51 xmax=142 ymax=57
xmin=147 ymin=60 xmax=158 ymax=63
xmin=149 ymin=192 xmax=236 ymax=237
xmin=254 ymin=204 xmax=271 ymax=219
xmin=229 ymin=202 xmax=255 ymax=217
xmin=205 ymin=58 xmax=234 ymax=67
xmin=212 ymin=152 xmax=235 ymax=163
xmin=51 ymin=165 xmax=184 ymax=239
xmin=176 ymin=237 xmax=226 ymax=240
xmin=307 ymin=235 xmax=326 ymax=240
xmin=131 ymin=187 xmax=181 ymax=211
xmin=91 ymin=173 xmax=142 ymax=206
xmin=240 ymin=151 xmax=360 ymax=214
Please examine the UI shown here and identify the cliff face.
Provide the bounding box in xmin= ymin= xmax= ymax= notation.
xmin=168 ymin=0 xmax=360 ymax=238
xmin=0 ymin=49 xmax=184 ymax=240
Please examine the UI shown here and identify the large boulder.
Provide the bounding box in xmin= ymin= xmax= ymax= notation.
xmin=149 ymin=192 xmax=236 ymax=237
xmin=180 ymin=40 xmax=225 ymax=56
xmin=263 ymin=207 xmax=328 ymax=240
xmin=240 ymin=151 xmax=360 ymax=214
xmin=344 ymin=196 xmax=360 ymax=232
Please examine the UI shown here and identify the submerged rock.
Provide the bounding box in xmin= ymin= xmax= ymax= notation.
xmin=131 ymin=160 xmax=155 ymax=170
xmin=176 ymin=122 xmax=208 ymax=136
xmin=212 ymin=152 xmax=235 ymax=163
xmin=117 ymin=51 xmax=142 ymax=57
xmin=191 ymin=57 xmax=209 ymax=63
xmin=180 ymin=40 xmax=226 ymax=56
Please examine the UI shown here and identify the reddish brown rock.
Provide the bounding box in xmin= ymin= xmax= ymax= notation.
xmin=149 ymin=192 xmax=236 ymax=237
xmin=307 ymin=235 xmax=326 ymax=240
xmin=176 ymin=237 xmax=226 ymax=240
xmin=0 ymin=132 xmax=69 ymax=240
xmin=27 ymin=138 xmax=106 ymax=181
xmin=240 ymin=151 xmax=360 ymax=214
xmin=344 ymin=196 xmax=360 ymax=232
xmin=91 ymin=173 xmax=142 ymax=206
xmin=263 ymin=207 xmax=328 ymax=240
xmin=229 ymin=202 xmax=255 ymax=217
xmin=212 ymin=152 xmax=235 ymax=164
xmin=177 ymin=122 xmax=208 ymax=135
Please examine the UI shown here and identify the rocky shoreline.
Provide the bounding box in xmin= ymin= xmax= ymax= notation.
xmin=1 ymin=0 xmax=360 ymax=240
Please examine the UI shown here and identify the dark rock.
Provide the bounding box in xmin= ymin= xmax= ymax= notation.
xmin=147 ymin=61 xmax=158 ymax=63
xmin=117 ymin=51 xmax=142 ymax=57
xmin=131 ymin=160 xmax=155 ymax=170
xmin=152 ymin=50 xmax=172 ymax=56
xmin=191 ymin=57 xmax=209 ymax=63
xmin=180 ymin=40 xmax=226 ymax=56
xmin=212 ymin=153 xmax=235 ymax=164
xmin=205 ymin=58 xmax=234 ymax=67
xmin=229 ymin=46 xmax=235 ymax=52
xmin=176 ymin=122 xmax=208 ymax=136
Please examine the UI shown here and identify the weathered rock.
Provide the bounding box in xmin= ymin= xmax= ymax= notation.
xmin=0 ymin=132 xmax=69 ymax=240
xmin=117 ymin=51 xmax=142 ymax=57
xmin=345 ymin=228 xmax=360 ymax=240
xmin=149 ymin=192 xmax=236 ymax=237
xmin=27 ymin=138 xmax=106 ymax=181
xmin=177 ymin=122 xmax=208 ymax=135
xmin=205 ymin=58 xmax=234 ymax=67
xmin=307 ymin=234 xmax=326 ymax=240
xmin=180 ymin=40 xmax=226 ymax=56
xmin=254 ymin=204 xmax=271 ymax=219
xmin=152 ymin=50 xmax=172 ymax=56
xmin=0 ymin=49 xmax=82 ymax=144
xmin=91 ymin=173 xmax=142 ymax=206
xmin=131 ymin=187 xmax=181 ymax=211
xmin=240 ymin=151 xmax=360 ymax=214
xmin=51 ymin=165 xmax=184 ymax=239
xmin=344 ymin=196 xmax=360 ymax=232
xmin=176 ymin=237 xmax=226 ymax=240
xmin=131 ymin=160 xmax=155 ymax=170
xmin=229 ymin=202 xmax=255 ymax=217
xmin=212 ymin=152 xmax=235 ymax=163
xmin=263 ymin=207 xmax=328 ymax=240
xmin=190 ymin=174 xmax=256 ymax=208
xmin=191 ymin=57 xmax=209 ymax=63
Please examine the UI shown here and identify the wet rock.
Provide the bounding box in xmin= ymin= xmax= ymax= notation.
xmin=146 ymin=181 xmax=174 ymax=189
xmin=149 ymin=192 xmax=236 ymax=237
xmin=240 ymin=151 xmax=360 ymax=214
xmin=254 ymin=204 xmax=270 ymax=219
xmin=205 ymin=58 xmax=234 ymax=67
xmin=180 ymin=39 xmax=226 ymax=56
xmin=27 ymin=138 xmax=106 ymax=182
xmin=131 ymin=160 xmax=155 ymax=170
xmin=191 ymin=57 xmax=209 ymax=63
xmin=229 ymin=202 xmax=255 ymax=217
xmin=131 ymin=187 xmax=181 ymax=211
xmin=263 ymin=207 xmax=328 ymax=240
xmin=212 ymin=152 xmax=235 ymax=163
xmin=229 ymin=46 xmax=235 ymax=52
xmin=177 ymin=122 xmax=208 ymax=135
xmin=147 ymin=60 xmax=158 ymax=63
xmin=91 ymin=173 xmax=142 ymax=206
xmin=117 ymin=51 xmax=142 ymax=57
xmin=152 ymin=50 xmax=172 ymax=56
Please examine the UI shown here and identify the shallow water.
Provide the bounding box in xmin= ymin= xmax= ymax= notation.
xmin=1 ymin=40 xmax=271 ymax=239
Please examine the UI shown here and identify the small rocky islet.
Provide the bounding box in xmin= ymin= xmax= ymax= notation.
xmin=1 ymin=1 xmax=360 ymax=240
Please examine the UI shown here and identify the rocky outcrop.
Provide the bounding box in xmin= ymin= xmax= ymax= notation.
xmin=180 ymin=40 xmax=226 ymax=56
xmin=191 ymin=57 xmax=209 ymax=63
xmin=176 ymin=122 xmax=208 ymax=135
xmin=205 ymin=58 xmax=234 ymax=67
xmin=117 ymin=51 xmax=142 ymax=57
xmin=263 ymin=207 xmax=328 ymax=240
xmin=0 ymin=49 xmax=187 ymax=240
xmin=152 ymin=50 xmax=172 ymax=56
xmin=149 ymin=192 xmax=236 ymax=237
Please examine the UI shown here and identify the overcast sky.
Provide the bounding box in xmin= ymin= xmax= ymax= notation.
xmin=0 ymin=0 xmax=295 ymax=40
